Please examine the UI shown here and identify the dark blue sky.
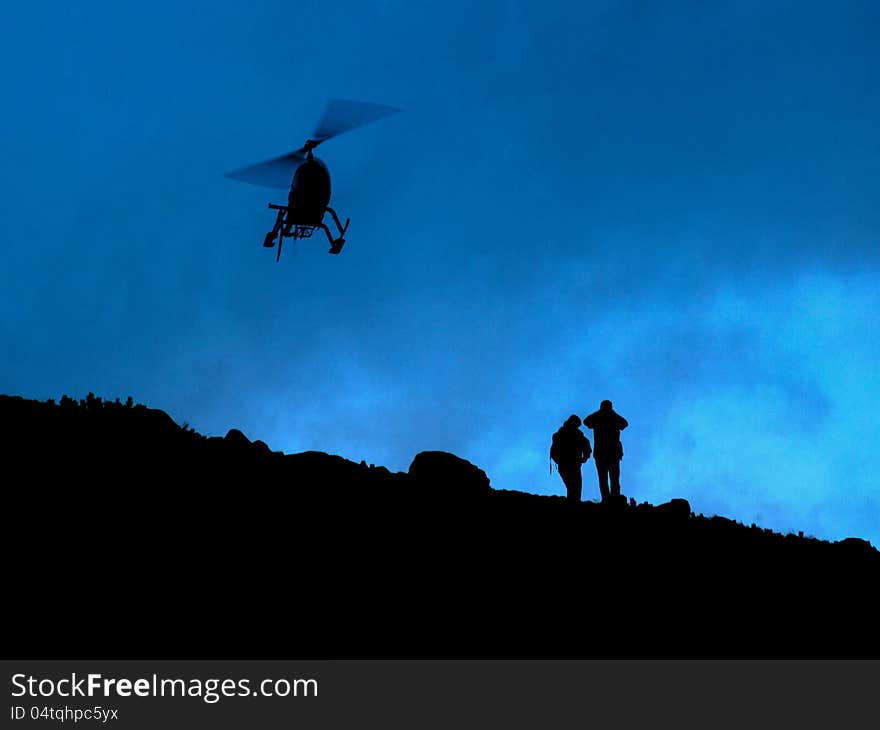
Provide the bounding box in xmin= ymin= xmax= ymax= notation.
xmin=3 ymin=1 xmax=878 ymax=546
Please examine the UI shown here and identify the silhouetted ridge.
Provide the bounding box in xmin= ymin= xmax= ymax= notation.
xmin=3 ymin=394 xmax=878 ymax=658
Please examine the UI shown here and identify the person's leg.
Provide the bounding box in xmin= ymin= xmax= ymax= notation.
xmin=560 ymin=465 xmax=579 ymax=502
xmin=595 ymin=460 xmax=610 ymax=502
xmin=559 ymin=466 xmax=570 ymax=499
xmin=610 ymin=460 xmax=621 ymax=497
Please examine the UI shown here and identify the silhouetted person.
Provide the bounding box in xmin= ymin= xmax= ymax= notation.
xmin=583 ymin=400 xmax=628 ymax=503
xmin=550 ymin=415 xmax=592 ymax=502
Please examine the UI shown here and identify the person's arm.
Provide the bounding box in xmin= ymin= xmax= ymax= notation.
xmin=616 ymin=414 xmax=628 ymax=430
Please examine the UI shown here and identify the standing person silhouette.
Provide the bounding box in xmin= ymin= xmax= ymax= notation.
xmin=583 ymin=400 xmax=628 ymax=503
xmin=550 ymin=415 xmax=592 ymax=502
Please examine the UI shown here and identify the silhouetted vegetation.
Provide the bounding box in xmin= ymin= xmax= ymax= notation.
xmin=3 ymin=393 xmax=878 ymax=659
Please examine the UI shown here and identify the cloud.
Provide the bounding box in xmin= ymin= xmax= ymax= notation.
xmin=627 ymin=270 xmax=879 ymax=545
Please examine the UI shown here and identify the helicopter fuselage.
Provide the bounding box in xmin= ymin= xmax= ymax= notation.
xmin=287 ymin=156 xmax=331 ymax=226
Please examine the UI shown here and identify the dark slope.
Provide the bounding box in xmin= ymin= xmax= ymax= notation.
xmin=3 ymin=394 xmax=878 ymax=658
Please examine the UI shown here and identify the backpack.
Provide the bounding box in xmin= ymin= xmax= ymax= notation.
xmin=549 ymin=430 xmax=563 ymax=469
xmin=550 ymin=428 xmax=578 ymax=472
xmin=550 ymin=427 xmax=592 ymax=473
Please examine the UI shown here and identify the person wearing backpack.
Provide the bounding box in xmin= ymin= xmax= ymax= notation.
xmin=550 ymin=414 xmax=592 ymax=502
xmin=582 ymin=399 xmax=628 ymax=503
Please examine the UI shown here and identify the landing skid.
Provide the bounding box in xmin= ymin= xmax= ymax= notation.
xmin=263 ymin=204 xmax=350 ymax=261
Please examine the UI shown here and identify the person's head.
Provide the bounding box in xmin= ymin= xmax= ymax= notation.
xmin=564 ymin=414 xmax=581 ymax=429
xmin=600 ymin=399 xmax=612 ymax=411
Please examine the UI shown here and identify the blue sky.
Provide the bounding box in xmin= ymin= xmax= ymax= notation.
xmin=2 ymin=1 xmax=878 ymax=546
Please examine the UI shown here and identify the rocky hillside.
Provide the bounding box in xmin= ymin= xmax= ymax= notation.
xmin=3 ymin=393 xmax=878 ymax=658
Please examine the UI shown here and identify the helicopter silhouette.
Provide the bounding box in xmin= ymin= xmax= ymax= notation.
xmin=225 ymin=99 xmax=400 ymax=260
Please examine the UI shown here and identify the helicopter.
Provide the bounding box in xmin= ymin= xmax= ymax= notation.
xmin=225 ymin=99 xmax=400 ymax=261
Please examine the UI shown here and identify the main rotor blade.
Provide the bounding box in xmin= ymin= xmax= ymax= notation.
xmin=311 ymin=99 xmax=401 ymax=142
xmin=224 ymin=149 xmax=306 ymax=189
